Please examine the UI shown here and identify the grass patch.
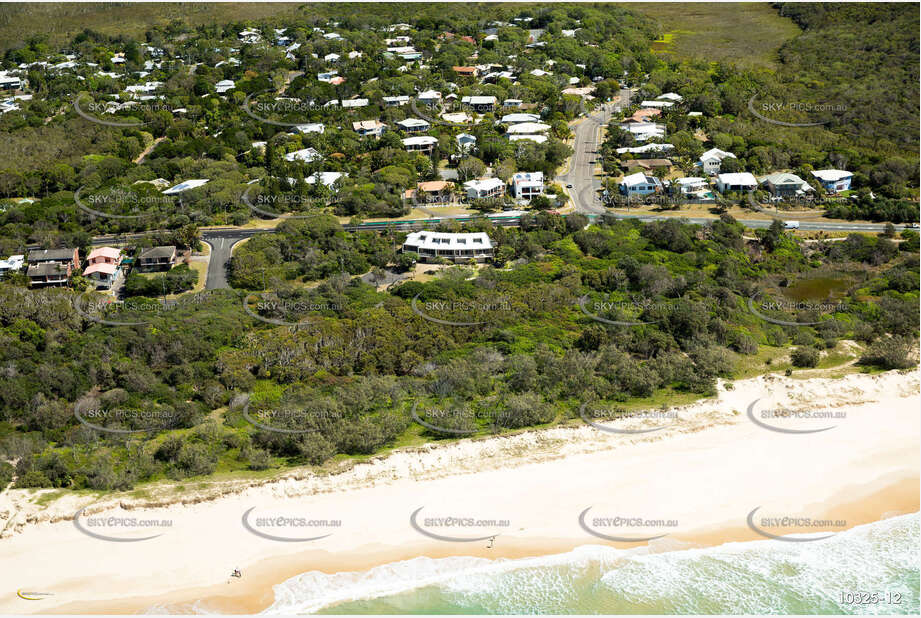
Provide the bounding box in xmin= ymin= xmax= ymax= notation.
xmin=624 ymin=2 xmax=802 ymax=68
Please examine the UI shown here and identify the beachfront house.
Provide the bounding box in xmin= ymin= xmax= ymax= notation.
xmin=396 ymin=118 xmax=431 ymax=133
xmin=461 ymin=95 xmax=497 ymax=113
xmin=510 ymin=171 xmax=545 ymax=200
xmin=464 ymin=177 xmax=505 ymax=200
xmin=352 ymin=120 xmax=387 ymax=137
xmin=456 ymin=133 xmax=477 ymax=151
xmin=83 ymin=247 xmax=123 ymax=289
xmin=402 ymin=135 xmax=438 ymax=153
xmin=760 ymin=173 xmax=813 ymax=198
xmin=697 ymin=148 xmax=736 ymax=175
xmin=716 ymin=172 xmax=758 ymax=193
xmin=0 ymin=254 xmax=24 ymax=278
xmin=620 ymin=172 xmax=663 ymax=197
xmin=137 ymin=246 xmax=177 ymax=272
xmin=404 ymin=180 xmax=453 ymax=206
xmin=811 ymin=169 xmax=853 ymax=194
xmin=402 ymin=231 xmax=494 ymax=263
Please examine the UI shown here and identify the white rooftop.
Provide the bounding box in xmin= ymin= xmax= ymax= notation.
xmin=404 ymin=231 xmax=493 ymax=251
xmin=163 ymin=179 xmax=209 ymax=194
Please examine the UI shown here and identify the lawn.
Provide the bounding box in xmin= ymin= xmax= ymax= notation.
xmin=624 ymin=2 xmax=802 ymax=69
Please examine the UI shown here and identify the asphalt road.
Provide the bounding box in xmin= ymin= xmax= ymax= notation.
xmin=201 ymin=228 xmax=271 ymax=289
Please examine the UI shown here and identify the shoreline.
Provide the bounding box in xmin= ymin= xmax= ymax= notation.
xmin=0 ymin=369 xmax=917 ymax=615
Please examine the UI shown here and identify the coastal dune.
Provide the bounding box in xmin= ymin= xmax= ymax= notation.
xmin=0 ymin=370 xmax=917 ymax=614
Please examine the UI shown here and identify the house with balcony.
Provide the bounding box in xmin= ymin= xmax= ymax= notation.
xmin=352 ymin=120 xmax=387 ymax=137
xmin=620 ymin=172 xmax=663 ymax=197
xmin=402 ymin=135 xmax=438 ymax=153
xmin=137 ymin=246 xmax=177 ymax=272
xmin=0 ymin=254 xmax=24 ymax=278
xmin=27 ymin=248 xmax=80 ymax=272
xmin=716 ymin=172 xmax=758 ymax=193
xmin=402 ymin=231 xmax=494 ymax=263
xmin=84 ymin=247 xmax=123 ymax=289
xmin=697 ymin=148 xmax=736 ymax=175
xmin=811 ymin=169 xmax=853 ymax=194
xmin=461 ymin=95 xmax=496 ymax=112
xmin=464 ymin=177 xmax=505 ymax=200
xmin=396 ymin=118 xmax=431 ymax=133
xmin=760 ymin=172 xmax=813 ymax=197
xmin=510 ymin=171 xmax=545 ymax=200
xmin=27 ymin=262 xmax=72 ymax=287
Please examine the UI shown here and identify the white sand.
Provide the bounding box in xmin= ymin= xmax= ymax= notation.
xmin=0 ymin=370 xmax=917 ymax=614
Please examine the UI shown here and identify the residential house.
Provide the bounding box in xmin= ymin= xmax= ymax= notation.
xmin=716 ymin=172 xmax=758 ymax=193
xmin=402 ymin=135 xmax=438 ymax=153
xmin=293 ymin=123 xmax=325 ymax=135
xmin=456 ymin=133 xmax=477 ymax=151
xmin=673 ymin=176 xmax=709 ymax=195
xmin=461 ymin=95 xmax=496 ymax=112
xmin=452 ymin=66 xmax=478 ymax=78
xmin=27 ymin=262 xmax=72 ymax=287
xmin=500 ymin=112 xmax=540 ymax=124
xmin=404 ymin=180 xmax=454 ymax=206
xmin=657 ymin=92 xmax=684 ymax=103
xmin=616 ymin=143 xmax=675 ymax=155
xmin=417 ymin=90 xmax=442 ymax=105
xmin=0 ymin=254 xmax=24 ymax=278
xmin=383 ymin=95 xmax=410 ymax=107
xmin=505 ymin=122 xmax=550 ymax=135
xmin=339 ymin=97 xmax=368 ymax=108
xmin=83 ymin=247 xmax=123 ymax=289
xmin=317 ymin=70 xmax=339 ymax=82
xmin=697 ymin=148 xmax=736 ymax=175
xmin=285 ymin=148 xmax=323 ymax=163
xmin=509 ymin=134 xmax=548 ymax=144
xmin=510 ymin=171 xmax=545 ymax=200
xmin=163 ymin=179 xmax=209 ymax=194
xmin=464 ymin=177 xmax=505 ymax=200
xmin=305 ymin=172 xmax=346 ymax=189
xmin=27 ymin=248 xmax=80 ymax=272
xmin=402 ymin=231 xmax=494 ymax=263
xmin=811 ymin=169 xmax=853 ymax=193
xmin=760 ymin=172 xmax=813 ymax=197
xmin=396 ymin=118 xmax=431 ymax=133
xmin=639 ymin=100 xmax=674 ymax=109
xmin=215 ymin=79 xmax=235 ymax=94
xmin=137 ymin=246 xmax=177 ymax=271
xmin=620 ymin=122 xmax=665 ymax=142
xmin=352 ymin=120 xmax=387 ymax=137
xmin=620 ymin=172 xmax=663 ymax=197
xmin=621 ymin=158 xmax=672 ymax=173
xmin=502 ymin=99 xmax=523 ymax=108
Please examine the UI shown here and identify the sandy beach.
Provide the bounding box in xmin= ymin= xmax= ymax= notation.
xmin=0 ymin=369 xmax=918 ymax=614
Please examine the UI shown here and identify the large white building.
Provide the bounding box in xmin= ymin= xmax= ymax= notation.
xmin=716 ymin=172 xmax=758 ymax=193
xmin=402 ymin=231 xmax=494 ymax=263
xmin=464 ymin=177 xmax=505 ymax=200
xmin=697 ymin=148 xmax=736 ymax=175
xmin=510 ymin=171 xmax=544 ymax=200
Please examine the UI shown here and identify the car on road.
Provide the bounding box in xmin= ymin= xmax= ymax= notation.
xmin=566 ymin=184 xmax=573 ymax=188
xmin=784 ymin=221 xmax=800 ymax=229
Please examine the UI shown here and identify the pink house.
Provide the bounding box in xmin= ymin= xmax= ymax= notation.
xmin=83 ymin=247 xmax=123 ymax=289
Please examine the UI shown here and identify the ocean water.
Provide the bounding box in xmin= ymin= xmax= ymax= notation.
xmin=263 ymin=513 xmax=919 ymax=615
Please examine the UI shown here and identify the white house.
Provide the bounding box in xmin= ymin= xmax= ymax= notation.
xmin=461 ymin=95 xmax=497 ymax=112
xmin=284 ymin=148 xmax=322 ymax=163
xmin=510 ymin=171 xmax=544 ymax=200
xmin=640 ymin=100 xmax=674 ymax=109
xmin=716 ymin=172 xmax=758 ymax=193
xmin=811 ymin=169 xmax=853 ymax=193
xmin=402 ymin=135 xmax=438 ymax=152
xmin=500 ymin=113 xmax=540 ymax=124
xmin=673 ymin=176 xmax=708 ymax=195
xmin=383 ymin=95 xmax=410 ymax=107
xmin=621 ymin=122 xmax=665 ymax=142
xmin=616 ymin=143 xmax=675 ymax=155
xmin=506 ymin=122 xmax=550 ymax=135
xmin=293 ymin=123 xmax=325 ymax=135
xmin=215 ymin=79 xmax=235 ymax=94
xmin=340 ymin=98 xmax=369 ymax=108
xmin=396 ymin=118 xmax=431 ymax=133
xmin=464 ymin=177 xmax=505 ymax=200
xmin=0 ymin=254 xmax=24 ymax=278
xmin=417 ymin=90 xmax=442 ymax=105
xmin=509 ymin=134 xmax=548 ymax=144
xmin=456 ymin=133 xmax=477 ymax=151
xmin=306 ymin=172 xmax=346 ymax=188
xmin=163 ymin=179 xmax=210 ymax=194
xmin=697 ymin=148 xmax=736 ymax=175
xmin=657 ymin=92 xmax=684 ymax=103
xmin=759 ymin=172 xmax=813 ymax=197
xmin=317 ymin=70 xmax=339 ymax=82
xmin=620 ymin=172 xmax=662 ymax=196
xmin=402 ymin=231 xmax=494 ymax=263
